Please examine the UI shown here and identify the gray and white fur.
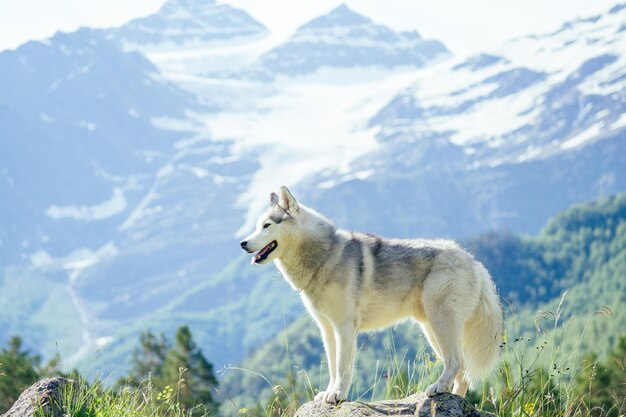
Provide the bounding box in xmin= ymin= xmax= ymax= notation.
xmin=241 ymin=186 xmax=503 ymax=404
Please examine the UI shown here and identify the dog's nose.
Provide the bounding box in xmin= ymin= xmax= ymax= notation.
xmin=240 ymin=241 xmax=248 ymax=250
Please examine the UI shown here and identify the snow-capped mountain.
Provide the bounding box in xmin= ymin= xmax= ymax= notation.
xmin=0 ymin=27 xmax=257 ymax=364
xmin=255 ymin=4 xmax=449 ymax=77
xmin=0 ymin=28 xmax=197 ymax=265
xmin=371 ymin=3 xmax=626 ymax=166
xmin=2 ymin=0 xmax=625 ymax=381
xmin=105 ymin=0 xmax=272 ymax=77
xmin=301 ymin=3 xmax=626 ymax=238
xmin=109 ymin=0 xmax=268 ymax=51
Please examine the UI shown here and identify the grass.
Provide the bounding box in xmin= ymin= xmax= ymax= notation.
xmin=220 ymin=294 xmax=624 ymax=417
xmin=37 ymin=372 xmax=215 ymax=417
xmin=34 ymin=294 xmax=624 ymax=417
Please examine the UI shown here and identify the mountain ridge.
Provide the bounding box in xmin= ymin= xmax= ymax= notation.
xmin=108 ymin=0 xmax=268 ymax=51
xmin=252 ymin=3 xmax=449 ymax=78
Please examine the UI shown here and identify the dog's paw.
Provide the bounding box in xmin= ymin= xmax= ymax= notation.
xmin=315 ymin=380 xmax=337 ymax=402
xmin=323 ymin=389 xmax=344 ymax=404
xmin=314 ymin=390 xmax=342 ymax=403
xmin=426 ymin=381 xmax=448 ymax=397
xmin=314 ymin=391 xmax=327 ymax=402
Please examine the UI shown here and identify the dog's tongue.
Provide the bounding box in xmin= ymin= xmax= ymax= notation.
xmin=251 ymin=245 xmax=267 ymax=264
xmin=251 ymin=241 xmax=276 ymax=264
xmin=251 ymin=251 xmax=265 ymax=264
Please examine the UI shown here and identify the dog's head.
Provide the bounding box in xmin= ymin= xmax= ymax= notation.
xmin=240 ymin=186 xmax=300 ymax=265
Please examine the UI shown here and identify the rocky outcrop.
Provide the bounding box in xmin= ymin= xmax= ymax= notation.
xmin=1 ymin=378 xmax=74 ymax=417
xmin=294 ymin=393 xmax=497 ymax=417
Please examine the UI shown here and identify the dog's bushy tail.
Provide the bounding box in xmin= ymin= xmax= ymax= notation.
xmin=463 ymin=261 xmax=504 ymax=383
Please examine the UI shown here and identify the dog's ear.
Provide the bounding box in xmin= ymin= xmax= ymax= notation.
xmin=270 ymin=192 xmax=279 ymax=206
xmin=279 ymin=186 xmax=299 ymax=213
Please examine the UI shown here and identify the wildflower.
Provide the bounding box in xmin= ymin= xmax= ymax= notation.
xmin=523 ymin=401 xmax=535 ymax=415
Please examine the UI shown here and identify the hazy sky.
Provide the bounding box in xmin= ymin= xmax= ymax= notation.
xmin=0 ymin=0 xmax=618 ymax=54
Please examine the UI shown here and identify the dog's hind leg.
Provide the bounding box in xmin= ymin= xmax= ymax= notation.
xmin=420 ymin=323 xmax=443 ymax=359
xmin=313 ymin=316 xmax=337 ymax=402
xmin=422 ymin=320 xmax=468 ymax=396
xmin=452 ymin=367 xmax=469 ymax=396
xmin=423 ymin=301 xmax=464 ymax=397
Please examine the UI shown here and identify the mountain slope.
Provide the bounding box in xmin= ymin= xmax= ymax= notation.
xmin=0 ymin=28 xmax=261 ymax=364
xmin=87 ymin=256 xmax=305 ymax=376
xmin=0 ymin=28 xmax=196 ymax=265
xmin=303 ymin=129 xmax=625 ymax=239
xmin=371 ymin=5 xmax=626 ymax=164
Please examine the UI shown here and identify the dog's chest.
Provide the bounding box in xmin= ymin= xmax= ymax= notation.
xmin=274 ymin=261 xmax=308 ymax=291
xmin=299 ymin=282 xmax=350 ymax=319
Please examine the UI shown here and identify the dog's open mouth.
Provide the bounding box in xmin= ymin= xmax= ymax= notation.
xmin=252 ymin=240 xmax=278 ymax=264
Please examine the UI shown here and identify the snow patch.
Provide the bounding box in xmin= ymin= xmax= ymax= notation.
xmin=444 ymin=83 xmax=545 ymax=146
xmin=180 ymin=164 xmax=210 ymax=178
xmin=151 ymin=116 xmax=202 ymax=132
xmin=318 ymin=169 xmax=375 ymax=189
xmin=40 ymin=112 xmax=53 ymax=123
xmin=611 ymin=113 xmax=626 ymax=129
xmin=78 ymin=120 xmax=97 ymax=131
xmin=207 ymin=68 xmax=415 ymax=236
xmin=517 ymin=146 xmax=543 ymax=162
xmin=30 ymin=242 xmax=118 ymax=270
xmin=561 ymin=123 xmax=603 ymax=150
xmin=96 ymin=336 xmax=114 ymax=347
xmin=46 ymin=187 xmax=127 ymax=221
xmin=144 ymin=34 xmax=279 ymax=75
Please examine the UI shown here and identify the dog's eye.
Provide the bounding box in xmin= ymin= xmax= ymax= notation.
xmin=263 ymin=223 xmax=271 ymax=229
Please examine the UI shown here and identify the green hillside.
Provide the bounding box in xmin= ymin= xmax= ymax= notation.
xmin=0 ymin=267 xmax=84 ymax=359
xmin=88 ymin=258 xmax=304 ymax=377
xmin=221 ymin=193 xmax=626 ymax=410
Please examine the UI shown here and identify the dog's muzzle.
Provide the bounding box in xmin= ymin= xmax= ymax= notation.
xmin=240 ymin=240 xmax=253 ymax=253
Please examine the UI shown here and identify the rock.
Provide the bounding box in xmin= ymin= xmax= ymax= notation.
xmin=1 ymin=377 xmax=74 ymax=417
xmin=294 ymin=392 xmax=497 ymax=417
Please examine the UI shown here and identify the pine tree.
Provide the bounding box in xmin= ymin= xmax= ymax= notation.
xmin=161 ymin=326 xmax=219 ymax=414
xmin=0 ymin=336 xmax=41 ymax=413
xmin=39 ymin=352 xmax=63 ymax=377
xmin=126 ymin=331 xmax=169 ymax=386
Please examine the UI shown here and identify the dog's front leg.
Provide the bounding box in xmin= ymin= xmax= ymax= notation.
xmin=313 ymin=316 xmax=337 ymax=402
xmin=324 ymin=320 xmax=356 ymax=404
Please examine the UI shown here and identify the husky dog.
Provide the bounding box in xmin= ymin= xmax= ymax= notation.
xmin=240 ymin=186 xmax=503 ymax=404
